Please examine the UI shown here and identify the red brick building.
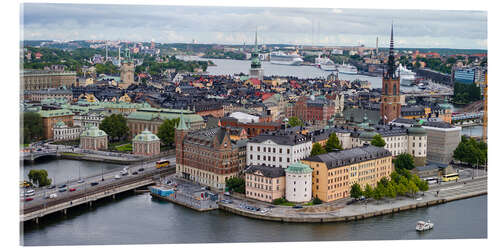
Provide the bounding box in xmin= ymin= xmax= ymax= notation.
xmin=293 ymin=95 xmax=336 ymax=126
xmin=219 ymin=117 xmax=281 ymax=138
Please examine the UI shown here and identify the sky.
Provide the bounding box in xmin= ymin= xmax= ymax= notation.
xmin=21 ymin=3 xmax=487 ymax=49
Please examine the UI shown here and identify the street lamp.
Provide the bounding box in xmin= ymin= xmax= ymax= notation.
xmin=101 ymin=165 xmax=104 ymax=181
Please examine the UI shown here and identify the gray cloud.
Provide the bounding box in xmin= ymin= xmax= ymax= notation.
xmin=21 ymin=3 xmax=487 ymax=49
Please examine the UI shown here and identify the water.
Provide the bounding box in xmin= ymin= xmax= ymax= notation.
xmin=21 ymin=158 xmax=124 ymax=186
xmin=22 ymin=191 xmax=486 ymax=245
xmin=461 ymin=126 xmax=484 ymax=138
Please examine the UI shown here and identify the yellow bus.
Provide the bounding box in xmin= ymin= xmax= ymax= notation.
xmin=441 ymin=173 xmax=459 ymax=182
xmin=156 ymin=160 xmax=170 ymax=169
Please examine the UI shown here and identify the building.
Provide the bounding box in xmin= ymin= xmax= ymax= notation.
xmin=38 ymin=109 xmax=74 ymax=139
xmin=380 ymin=24 xmax=401 ymax=124
xmin=52 ymin=121 xmax=81 ymax=141
xmin=21 ymin=70 xmax=76 ymax=90
xmin=127 ymin=108 xmax=204 ymax=138
xmin=219 ymin=116 xmax=281 ymax=138
xmin=132 ymin=130 xmax=161 ymax=156
xmin=249 ymin=31 xmax=263 ymax=81
xmin=390 ymin=118 xmax=461 ymax=164
xmin=120 ymin=48 xmax=135 ymax=88
xmin=285 ymin=162 xmax=313 ymax=203
xmin=244 ymin=165 xmax=286 ymax=203
xmin=452 ymin=66 xmax=486 ymax=85
xmin=293 ymin=95 xmax=337 ymax=126
xmin=301 ymin=145 xmax=392 ymax=202
xmin=80 ymin=126 xmax=108 ymax=150
xmin=175 ymin=113 xmax=240 ymax=190
xmin=246 ymin=130 xmax=312 ymax=168
xmin=24 ymin=88 xmax=73 ymax=102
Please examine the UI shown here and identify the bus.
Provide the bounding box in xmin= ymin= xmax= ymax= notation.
xmin=441 ymin=173 xmax=459 ymax=182
xmin=156 ymin=160 xmax=170 ymax=169
xmin=423 ymin=177 xmax=439 ymax=184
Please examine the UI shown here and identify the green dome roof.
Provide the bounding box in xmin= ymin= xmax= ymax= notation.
xmin=133 ymin=130 xmax=160 ymax=142
xmin=81 ymin=126 xmax=107 ymax=137
xmin=285 ymin=162 xmax=313 ymax=174
xmin=408 ymin=126 xmax=427 ymax=135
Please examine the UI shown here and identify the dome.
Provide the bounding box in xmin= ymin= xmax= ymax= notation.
xmin=133 ymin=130 xmax=160 ymax=142
xmin=80 ymin=126 xmax=107 ymax=137
xmin=285 ymin=162 xmax=313 ymax=174
xmin=408 ymin=126 xmax=427 ymax=135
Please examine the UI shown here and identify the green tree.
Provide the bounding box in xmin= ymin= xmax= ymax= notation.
xmin=385 ymin=182 xmax=397 ymax=198
xmin=157 ymin=118 xmax=180 ymax=147
xmin=396 ymin=182 xmax=408 ymax=196
xmin=373 ymin=185 xmax=384 ymax=200
xmin=310 ymin=143 xmax=327 ymax=156
xmin=407 ymin=180 xmax=419 ymax=198
xmin=394 ymin=153 xmax=415 ymax=170
xmin=225 ymin=176 xmax=245 ymax=194
xmin=363 ymin=184 xmax=373 ymax=198
xmin=379 ymin=177 xmax=389 ymax=187
xmin=27 ymin=169 xmax=52 ymax=187
xmin=312 ymin=197 xmax=323 ymax=205
xmin=287 ymin=116 xmax=303 ymax=127
xmin=22 ymin=112 xmax=44 ymax=143
xmin=325 ymin=132 xmax=343 ymax=152
xmin=370 ymin=134 xmax=386 ymax=147
xmin=350 ymin=183 xmax=363 ymax=199
xmin=99 ymin=114 xmax=129 ymax=142
xmin=453 ymin=136 xmax=487 ymax=166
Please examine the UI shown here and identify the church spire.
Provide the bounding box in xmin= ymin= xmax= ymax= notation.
xmin=386 ymin=22 xmax=396 ymax=79
xmin=254 ymin=28 xmax=258 ymax=52
xmin=176 ymin=110 xmax=189 ymax=130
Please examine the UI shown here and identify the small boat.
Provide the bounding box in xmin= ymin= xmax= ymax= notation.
xmin=416 ymin=220 xmax=434 ymax=231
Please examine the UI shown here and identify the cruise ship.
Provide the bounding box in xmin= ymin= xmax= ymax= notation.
xmin=337 ymin=62 xmax=357 ymax=75
xmin=315 ymin=56 xmax=337 ymax=71
xmin=397 ymin=64 xmax=416 ymax=86
xmin=270 ymin=51 xmax=304 ymax=65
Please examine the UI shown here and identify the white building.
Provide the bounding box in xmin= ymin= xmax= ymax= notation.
xmin=285 ymin=162 xmax=313 ymax=203
xmin=229 ymin=111 xmax=260 ymax=124
xmin=52 ymin=121 xmax=81 ymax=141
xmin=246 ymin=131 xmax=312 ymax=168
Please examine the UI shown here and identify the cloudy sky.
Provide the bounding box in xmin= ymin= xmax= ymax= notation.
xmin=21 ymin=3 xmax=487 ymax=49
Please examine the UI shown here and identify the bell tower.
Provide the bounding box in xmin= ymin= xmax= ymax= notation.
xmin=380 ymin=23 xmax=401 ymax=124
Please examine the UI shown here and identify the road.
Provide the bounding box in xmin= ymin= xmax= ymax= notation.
xmin=21 ymin=156 xmax=176 ymax=205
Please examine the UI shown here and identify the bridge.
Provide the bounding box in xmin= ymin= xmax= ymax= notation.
xmin=20 ymin=162 xmax=176 ymax=223
xmin=21 ymin=149 xmax=59 ymax=161
xmin=452 ymin=111 xmax=484 ymax=123
xmin=403 ymin=91 xmax=453 ymax=98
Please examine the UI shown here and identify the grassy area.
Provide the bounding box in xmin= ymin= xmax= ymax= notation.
xmin=21 ymin=143 xmax=29 ymax=148
xmin=304 ymin=202 xmax=314 ymax=206
xmin=115 ymin=143 xmax=132 ymax=152
xmin=272 ymin=198 xmax=296 ymax=206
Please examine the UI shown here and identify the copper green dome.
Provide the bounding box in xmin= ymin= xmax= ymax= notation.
xmin=80 ymin=126 xmax=107 ymax=137
xmin=133 ymin=130 xmax=160 ymax=142
xmin=285 ymin=162 xmax=313 ymax=174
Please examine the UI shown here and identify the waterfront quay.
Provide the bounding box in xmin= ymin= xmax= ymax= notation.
xmin=218 ymin=176 xmax=487 ymax=223
xmin=21 ymin=162 xmax=176 ymax=223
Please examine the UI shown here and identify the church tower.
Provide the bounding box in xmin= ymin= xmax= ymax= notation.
xmin=175 ymin=111 xmax=190 ymax=175
xmin=120 ymin=47 xmax=135 ymax=89
xmin=249 ymin=29 xmax=264 ymax=80
xmin=380 ymin=23 xmax=401 ymax=124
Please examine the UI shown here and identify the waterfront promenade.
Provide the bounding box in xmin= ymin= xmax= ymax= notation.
xmin=218 ymin=176 xmax=487 ymax=223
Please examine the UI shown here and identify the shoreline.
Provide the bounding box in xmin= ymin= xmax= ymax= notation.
xmin=217 ymin=177 xmax=487 ymax=223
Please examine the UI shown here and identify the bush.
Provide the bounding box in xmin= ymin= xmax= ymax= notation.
xmin=312 ymin=197 xmax=322 ymax=205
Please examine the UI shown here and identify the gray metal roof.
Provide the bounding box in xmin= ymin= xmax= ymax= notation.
xmin=304 ymin=145 xmax=391 ymax=169
xmin=245 ymin=165 xmax=286 ymax=178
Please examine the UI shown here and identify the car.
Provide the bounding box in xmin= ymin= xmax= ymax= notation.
xmin=114 ymin=175 xmax=121 ymax=179
xmin=47 ymin=185 xmax=56 ymax=189
xmin=357 ymin=196 xmax=366 ymax=201
xmin=49 ymin=193 xmax=58 ymax=199
xmin=138 ymin=168 xmax=145 ymax=172
xmin=292 ymin=205 xmax=303 ymax=209
xmin=77 ymin=179 xmax=85 ymax=183
xmin=267 ymin=205 xmax=275 ymax=208
xmin=58 ymin=184 xmax=67 ymax=188
xmin=132 ymin=171 xmax=138 ymax=175
xmin=224 ymin=192 xmax=231 ymax=196
xmin=59 ymin=187 xmax=67 ymax=192
xmin=256 ymin=208 xmax=261 ymax=211
xmin=25 ymin=189 xmax=35 ymax=194
xmin=25 ymin=192 xmax=35 ymax=197
xmin=121 ymin=172 xmax=129 ymax=176
xmin=69 ymin=188 xmax=76 ymax=192
xmin=25 ymin=197 xmax=34 ymax=202
xmin=90 ymin=182 xmax=99 ymax=186
xmin=260 ymin=209 xmax=269 ymax=213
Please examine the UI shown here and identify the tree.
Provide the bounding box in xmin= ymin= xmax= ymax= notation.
xmin=453 ymin=136 xmax=487 ymax=166
xmin=157 ymin=118 xmax=180 ymax=147
xmin=394 ymin=153 xmax=415 ymax=170
xmin=363 ymin=184 xmax=373 ymax=198
xmin=99 ymin=114 xmax=129 ymax=142
xmin=350 ymin=183 xmax=363 ymax=199
xmin=22 ymin=112 xmax=43 ymax=143
xmin=28 ymin=169 xmax=51 ymax=187
xmin=312 ymin=197 xmax=322 ymax=205
xmin=310 ymin=143 xmax=327 ymax=156
xmin=373 ymin=185 xmax=384 ymax=200
xmin=370 ymin=134 xmax=386 ymax=147
xmin=396 ymin=182 xmax=408 ymax=196
xmin=325 ymin=132 xmax=343 ymax=152
xmin=379 ymin=177 xmax=389 ymax=187
xmin=287 ymin=116 xmax=303 ymax=127
xmin=225 ymin=176 xmax=245 ymax=194
xmin=407 ymin=180 xmax=419 ymax=198
xmin=385 ymin=182 xmax=397 ymax=198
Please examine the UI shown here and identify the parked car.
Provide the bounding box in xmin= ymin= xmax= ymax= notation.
xmin=25 ymin=197 xmax=34 ymax=202
xmin=58 ymin=184 xmax=67 ymax=188
xmin=47 ymin=185 xmax=56 ymax=189
xmin=90 ymin=182 xmax=99 ymax=186
xmin=121 ymin=172 xmax=129 ymax=176
xmin=292 ymin=205 xmax=303 ymax=209
xmin=69 ymin=188 xmax=76 ymax=192
xmin=132 ymin=171 xmax=138 ymax=175
xmin=77 ymin=179 xmax=85 ymax=183
xmin=49 ymin=193 xmax=58 ymax=199
xmin=59 ymin=187 xmax=67 ymax=192
xmin=138 ymin=168 xmax=145 ymax=172
xmin=114 ymin=175 xmax=121 ymax=179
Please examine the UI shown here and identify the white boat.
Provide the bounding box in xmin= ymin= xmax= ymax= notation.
xmin=416 ymin=220 xmax=434 ymax=231
xmin=337 ymin=62 xmax=357 ymax=75
xmin=397 ymin=64 xmax=416 ymax=86
xmin=315 ymin=56 xmax=337 ymax=71
xmin=270 ymin=51 xmax=303 ymax=65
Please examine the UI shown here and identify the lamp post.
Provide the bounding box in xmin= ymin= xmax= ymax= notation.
xmin=101 ymin=165 xmax=104 ymax=182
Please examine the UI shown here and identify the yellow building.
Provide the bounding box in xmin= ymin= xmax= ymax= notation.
xmin=301 ymin=145 xmax=393 ymax=202
xmin=119 ymin=93 xmax=132 ymax=103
